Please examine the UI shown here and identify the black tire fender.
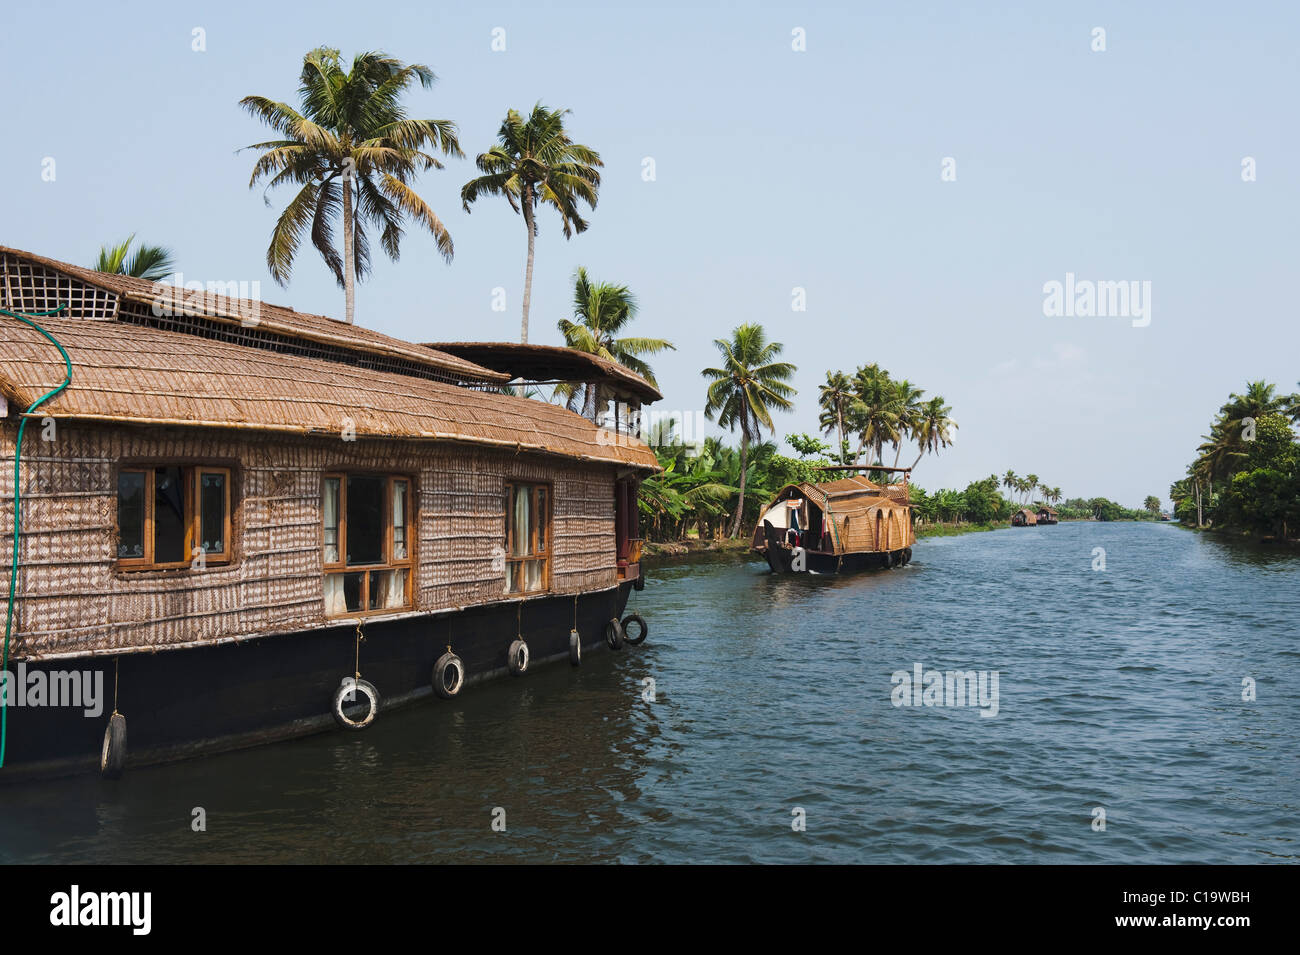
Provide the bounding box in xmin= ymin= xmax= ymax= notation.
xmin=621 ymin=613 xmax=648 ymax=646
xmin=605 ymin=617 xmax=625 ymax=650
xmin=433 ymin=652 xmax=465 ymax=699
xmin=100 ymin=712 xmax=127 ymax=779
xmin=507 ymin=639 xmax=530 ymax=677
xmin=569 ymin=629 xmax=583 ymax=666
xmin=332 ymin=677 xmax=380 ymax=731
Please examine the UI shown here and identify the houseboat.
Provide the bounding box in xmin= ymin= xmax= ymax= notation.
xmin=1036 ymin=506 xmax=1059 ymax=525
xmin=0 ymin=246 xmax=659 ymax=780
xmin=752 ymin=466 xmax=914 ymax=574
xmin=1011 ymin=508 xmax=1038 ymax=526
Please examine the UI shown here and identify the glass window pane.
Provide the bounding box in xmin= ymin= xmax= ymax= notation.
xmin=525 ymin=559 xmax=544 ymax=593
xmin=346 ymin=475 xmax=384 ymax=565
xmin=199 ymin=472 xmax=226 ymax=554
xmin=506 ymin=562 xmax=520 ymax=594
xmin=511 ymin=486 xmax=530 ymax=556
xmin=369 ymin=569 xmax=408 ymax=610
xmin=535 ymin=488 xmax=547 ymax=554
xmin=117 ymin=471 xmax=145 ymax=559
xmin=324 ymin=573 xmax=347 ymax=616
xmin=392 ymin=481 xmax=408 ymax=560
xmin=323 ymin=477 xmax=340 ymax=563
xmin=342 ymin=571 xmax=365 ymax=612
xmin=153 ymin=466 xmax=186 ymax=564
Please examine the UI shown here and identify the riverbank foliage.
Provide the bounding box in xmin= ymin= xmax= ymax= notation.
xmin=1171 ymin=380 xmax=1300 ymax=539
xmin=638 ymin=433 xmax=1157 ymax=542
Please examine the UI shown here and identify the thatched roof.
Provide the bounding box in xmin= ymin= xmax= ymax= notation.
xmin=0 ymin=247 xmax=510 ymax=386
xmin=0 ymin=248 xmax=658 ymax=471
xmin=425 ymin=341 xmax=663 ymax=403
xmin=771 ymin=479 xmax=914 ymax=555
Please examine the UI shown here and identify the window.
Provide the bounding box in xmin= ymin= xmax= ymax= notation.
xmin=116 ymin=466 xmax=232 ymax=569
xmin=505 ymin=482 xmax=550 ymax=594
xmin=323 ymin=474 xmax=414 ymax=616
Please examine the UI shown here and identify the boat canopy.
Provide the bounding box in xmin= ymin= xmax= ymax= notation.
xmin=754 ymin=477 xmax=914 ymax=556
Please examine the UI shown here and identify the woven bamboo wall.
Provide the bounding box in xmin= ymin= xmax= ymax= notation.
xmin=0 ymin=421 xmax=617 ymax=659
xmin=829 ymin=503 xmax=915 ymax=554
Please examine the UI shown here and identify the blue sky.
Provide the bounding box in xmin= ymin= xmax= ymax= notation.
xmin=2 ymin=0 xmax=1297 ymax=506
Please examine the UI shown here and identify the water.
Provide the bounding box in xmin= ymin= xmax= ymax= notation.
xmin=1 ymin=522 xmax=1296 ymax=863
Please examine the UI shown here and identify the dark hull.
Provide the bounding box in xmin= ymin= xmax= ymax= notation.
xmin=757 ymin=546 xmax=910 ymax=575
xmin=1 ymin=582 xmax=636 ymax=782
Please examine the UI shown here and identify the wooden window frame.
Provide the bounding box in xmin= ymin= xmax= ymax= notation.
xmin=323 ymin=472 xmax=415 ymax=617
xmin=116 ymin=465 xmax=232 ymax=571
xmin=504 ymin=481 xmax=552 ymax=595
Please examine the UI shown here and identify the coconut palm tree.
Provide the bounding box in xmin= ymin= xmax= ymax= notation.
xmin=555 ymin=267 xmax=674 ymax=419
xmin=818 ymin=371 xmax=854 ymax=463
xmin=1002 ymin=471 xmax=1018 ymax=499
xmin=889 ymin=379 xmax=926 ymax=467
xmin=909 ymin=396 xmax=957 ymax=472
xmin=1024 ymin=474 xmax=1039 ymax=506
xmin=93 ymin=236 xmax=175 ymax=281
xmin=1222 ymin=380 xmax=1286 ymax=427
xmin=461 ymin=104 xmax=603 ymax=343
xmin=241 ymin=47 xmax=462 ymax=325
xmin=849 ymin=364 xmax=900 ymax=466
xmin=701 ymin=324 xmax=796 ymax=537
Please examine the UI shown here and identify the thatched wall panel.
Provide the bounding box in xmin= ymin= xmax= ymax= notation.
xmin=0 ymin=423 xmax=618 ymax=659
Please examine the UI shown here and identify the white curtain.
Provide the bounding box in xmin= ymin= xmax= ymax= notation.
xmin=392 ymin=482 xmax=407 ymax=560
xmin=524 ymin=559 xmax=543 ymax=593
xmin=512 ymin=487 xmax=531 ymax=556
xmin=382 ymin=570 xmax=407 ymax=609
xmin=324 ymin=573 xmax=347 ymax=616
xmin=323 ymin=478 xmax=340 ymax=563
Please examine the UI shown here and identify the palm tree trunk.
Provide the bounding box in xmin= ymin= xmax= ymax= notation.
xmin=911 ymin=446 xmax=925 ymax=471
xmin=835 ymin=407 xmax=845 ymax=463
xmin=342 ymin=177 xmax=356 ymax=325
xmin=730 ymin=430 xmax=750 ymax=538
xmin=520 ymin=184 xmax=536 ymax=343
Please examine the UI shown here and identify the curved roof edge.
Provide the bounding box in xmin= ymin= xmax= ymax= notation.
xmin=425 ymin=341 xmax=663 ymax=403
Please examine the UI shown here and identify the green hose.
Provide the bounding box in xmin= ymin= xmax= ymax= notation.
xmin=1 ymin=303 xmax=69 ymax=769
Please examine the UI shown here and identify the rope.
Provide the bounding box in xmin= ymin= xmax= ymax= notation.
xmin=354 ymin=619 xmax=364 ymax=680
xmin=1 ymin=304 xmax=70 ymax=769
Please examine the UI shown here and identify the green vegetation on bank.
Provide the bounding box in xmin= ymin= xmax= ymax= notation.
xmin=639 ymin=428 xmax=1159 ymax=544
xmin=1171 ymin=380 xmax=1300 ymax=539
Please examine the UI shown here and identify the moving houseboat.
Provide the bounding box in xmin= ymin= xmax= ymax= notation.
xmin=0 ymin=247 xmax=659 ymax=780
xmin=752 ymin=466 xmax=914 ymax=575
xmin=1036 ymin=506 xmax=1059 ymax=525
xmin=1011 ymin=508 xmax=1038 ymax=526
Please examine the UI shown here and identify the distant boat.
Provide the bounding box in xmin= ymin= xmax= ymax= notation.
xmin=1036 ymin=506 xmax=1059 ymax=525
xmin=1012 ymin=508 xmax=1038 ymax=527
xmin=752 ymin=466 xmax=914 ymax=574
